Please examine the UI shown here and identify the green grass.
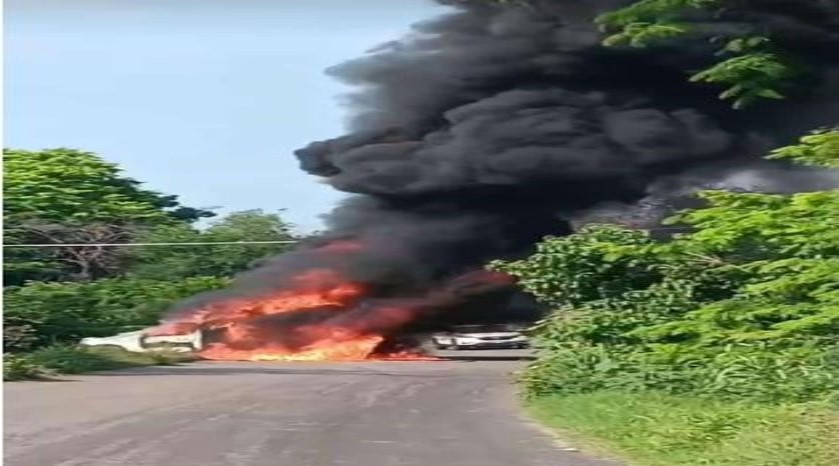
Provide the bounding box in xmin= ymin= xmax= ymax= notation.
xmin=527 ymin=392 xmax=839 ymax=466
xmin=4 ymin=346 xmax=196 ymax=380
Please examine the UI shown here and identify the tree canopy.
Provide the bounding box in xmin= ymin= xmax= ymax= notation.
xmin=127 ymin=209 xmax=297 ymax=280
xmin=3 ymin=148 xmax=217 ymax=284
xmin=3 ymin=148 xmax=213 ymax=224
xmin=3 ymin=148 xmax=298 ymax=352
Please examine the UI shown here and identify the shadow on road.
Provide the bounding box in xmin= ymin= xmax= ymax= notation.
xmin=439 ymin=355 xmax=536 ymax=362
xmin=80 ymin=352 xmax=533 ymax=378
xmin=85 ymin=364 xmax=512 ymax=378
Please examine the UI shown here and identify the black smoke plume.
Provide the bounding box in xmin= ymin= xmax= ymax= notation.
xmin=164 ymin=0 xmax=839 ymax=344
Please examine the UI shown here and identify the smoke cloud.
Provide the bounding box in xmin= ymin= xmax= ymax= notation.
xmin=164 ymin=0 xmax=839 ymax=349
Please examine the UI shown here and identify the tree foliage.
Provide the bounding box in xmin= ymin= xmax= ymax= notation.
xmin=127 ymin=209 xmax=297 ymax=280
xmin=768 ymin=128 xmax=839 ymax=168
xmin=491 ymin=130 xmax=839 ymax=402
xmin=3 ymin=148 xmax=298 ymax=356
xmin=3 ymin=276 xmax=230 ymax=352
xmin=7 ymin=222 xmax=139 ymax=282
xmin=596 ymin=0 xmax=798 ymax=108
xmin=3 ymin=148 xmax=215 ymax=285
xmin=3 ymin=148 xmax=212 ymax=224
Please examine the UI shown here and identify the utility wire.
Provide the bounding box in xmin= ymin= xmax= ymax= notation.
xmin=2 ymin=240 xmax=299 ymax=248
xmin=2 ymin=227 xmax=691 ymax=248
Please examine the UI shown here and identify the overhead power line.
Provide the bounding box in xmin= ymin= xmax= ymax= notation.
xmin=2 ymin=240 xmax=299 ymax=248
xmin=2 ymin=227 xmax=691 ymax=249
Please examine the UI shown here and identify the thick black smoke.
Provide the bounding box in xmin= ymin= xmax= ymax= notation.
xmin=167 ymin=0 xmax=839 ymax=338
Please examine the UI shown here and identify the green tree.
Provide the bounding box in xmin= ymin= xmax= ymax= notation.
xmin=7 ymin=222 xmax=139 ymax=281
xmin=3 ymin=148 xmax=212 ymax=224
xmin=127 ymin=209 xmax=297 ymax=280
xmin=3 ymin=148 xmax=214 ymax=284
xmin=596 ymin=0 xmax=799 ymax=108
xmin=473 ymin=0 xmax=824 ymax=108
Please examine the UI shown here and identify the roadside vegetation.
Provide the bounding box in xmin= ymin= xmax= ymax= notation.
xmin=3 ymin=346 xmax=195 ymax=381
xmin=3 ymin=148 xmax=298 ymax=380
xmin=487 ymin=0 xmax=839 ymax=464
xmin=529 ymin=393 xmax=839 ymax=466
xmin=493 ymin=128 xmax=839 ymax=465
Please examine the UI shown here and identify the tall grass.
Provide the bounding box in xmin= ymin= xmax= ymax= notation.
xmin=528 ymin=392 xmax=839 ymax=466
xmin=4 ymin=346 xmax=195 ymax=380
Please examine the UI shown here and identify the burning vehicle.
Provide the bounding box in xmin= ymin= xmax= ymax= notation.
xmin=138 ymin=268 xmax=517 ymax=361
xmin=128 ymin=0 xmax=838 ymax=363
xmin=79 ymin=322 xmax=529 ymax=355
xmin=80 ymin=330 xmax=202 ymax=353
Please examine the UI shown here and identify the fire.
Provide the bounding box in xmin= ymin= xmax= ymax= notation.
xmin=155 ymin=269 xmax=365 ymax=333
xmin=153 ymin=264 xmax=436 ymax=362
xmin=200 ymin=335 xmax=384 ymax=362
xmin=151 ymin=242 xmax=508 ymax=362
xmin=370 ymin=349 xmax=441 ymax=362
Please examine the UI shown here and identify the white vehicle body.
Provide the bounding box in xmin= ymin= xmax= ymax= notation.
xmin=432 ymin=325 xmax=529 ymax=350
xmin=80 ymin=330 xmax=202 ymax=353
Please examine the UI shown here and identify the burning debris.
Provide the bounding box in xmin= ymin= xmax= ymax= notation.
xmin=156 ymin=0 xmax=839 ymax=361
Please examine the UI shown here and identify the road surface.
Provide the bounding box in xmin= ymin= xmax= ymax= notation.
xmin=4 ymin=350 xmax=617 ymax=466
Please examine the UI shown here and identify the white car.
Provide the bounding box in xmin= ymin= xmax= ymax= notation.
xmin=432 ymin=325 xmax=530 ymax=350
xmin=80 ymin=330 xmax=202 ymax=353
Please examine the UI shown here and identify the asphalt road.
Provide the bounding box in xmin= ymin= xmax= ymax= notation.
xmin=4 ymin=349 xmax=617 ymax=466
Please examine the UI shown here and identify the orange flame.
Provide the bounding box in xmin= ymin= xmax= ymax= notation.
xmin=154 ymin=269 xmax=365 ymax=333
xmin=200 ymin=335 xmax=384 ymax=362
xmin=152 ymin=258 xmax=437 ymax=362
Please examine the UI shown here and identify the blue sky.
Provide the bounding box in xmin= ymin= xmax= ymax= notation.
xmin=5 ymin=0 xmax=446 ymax=232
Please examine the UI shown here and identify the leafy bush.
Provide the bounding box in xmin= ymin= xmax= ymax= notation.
xmin=2 ymin=354 xmax=52 ymax=381
xmin=491 ymin=130 xmax=839 ymax=403
xmin=520 ymin=342 xmax=838 ymax=402
xmin=3 ymin=276 xmax=229 ymax=352
xmin=4 ymin=346 xmax=194 ymax=380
